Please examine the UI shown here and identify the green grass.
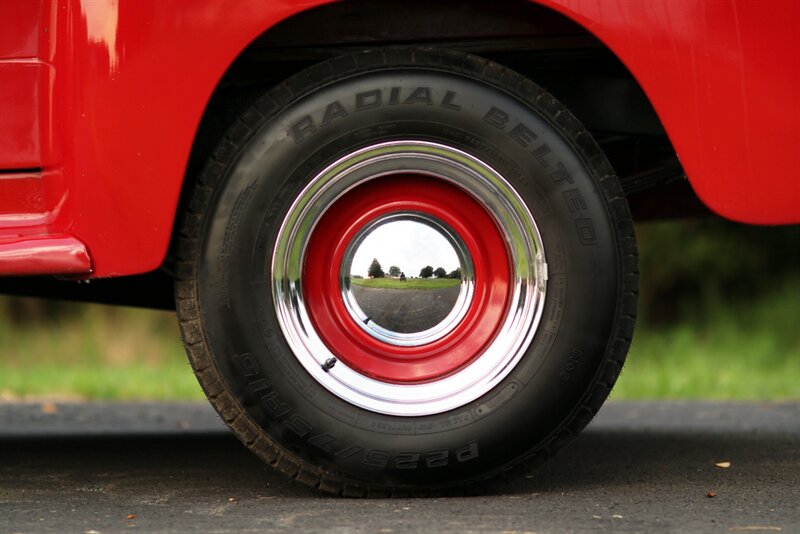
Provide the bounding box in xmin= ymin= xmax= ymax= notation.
xmin=612 ymin=277 xmax=800 ymax=400
xmin=351 ymin=277 xmax=460 ymax=289
xmin=0 ymin=277 xmax=797 ymax=402
xmin=0 ymin=304 xmax=203 ymax=401
xmin=2 ymin=363 xmax=202 ymax=401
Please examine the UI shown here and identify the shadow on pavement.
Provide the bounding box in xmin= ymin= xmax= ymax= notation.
xmin=2 ymin=423 xmax=796 ymax=498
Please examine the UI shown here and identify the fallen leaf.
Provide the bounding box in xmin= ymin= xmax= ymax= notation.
xmin=707 ymin=491 xmax=717 ymax=498
xmin=715 ymin=461 xmax=732 ymax=468
xmin=126 ymin=514 xmax=136 ymax=520
xmin=41 ymin=402 xmax=58 ymax=414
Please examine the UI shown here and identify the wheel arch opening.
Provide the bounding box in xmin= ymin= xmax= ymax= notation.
xmin=170 ymin=0 xmax=700 ymax=274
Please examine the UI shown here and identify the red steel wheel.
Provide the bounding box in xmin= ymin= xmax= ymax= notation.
xmin=303 ymin=174 xmax=511 ymax=383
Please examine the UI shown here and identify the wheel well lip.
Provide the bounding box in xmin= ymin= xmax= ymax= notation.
xmin=174 ymin=1 xmax=690 ymax=278
xmin=167 ymin=0 xmax=794 ymax=280
xmin=173 ymin=2 xmax=660 ymax=277
xmin=535 ymin=1 xmax=800 ymax=225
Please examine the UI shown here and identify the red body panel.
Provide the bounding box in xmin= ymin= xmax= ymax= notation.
xmin=0 ymin=0 xmax=797 ymax=278
xmin=0 ymin=0 xmax=56 ymax=169
xmin=0 ymin=60 xmax=55 ymax=168
xmin=540 ymin=0 xmax=800 ymax=226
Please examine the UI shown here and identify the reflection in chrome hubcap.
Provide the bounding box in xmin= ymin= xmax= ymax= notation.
xmin=341 ymin=213 xmax=474 ymax=345
xmin=272 ymin=141 xmax=547 ymax=416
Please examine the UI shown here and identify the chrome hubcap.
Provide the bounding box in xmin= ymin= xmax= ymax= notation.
xmin=341 ymin=212 xmax=475 ymax=346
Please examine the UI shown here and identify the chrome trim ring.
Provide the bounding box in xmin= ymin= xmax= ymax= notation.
xmin=272 ymin=141 xmax=547 ymax=416
xmin=339 ymin=211 xmax=475 ymax=347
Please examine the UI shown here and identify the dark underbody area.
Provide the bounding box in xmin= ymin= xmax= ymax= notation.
xmin=0 ymin=181 xmax=708 ymax=311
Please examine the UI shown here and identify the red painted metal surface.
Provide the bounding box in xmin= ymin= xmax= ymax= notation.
xmin=539 ymin=0 xmax=800 ymax=225
xmin=0 ymin=0 xmax=56 ymax=169
xmin=303 ymin=176 xmax=510 ymax=383
xmin=0 ymin=0 xmax=797 ymax=278
xmin=1 ymin=0 xmax=335 ymax=277
xmin=0 ymin=61 xmax=55 ymax=169
xmin=0 ymin=1 xmax=55 ymax=59
xmin=0 ymin=234 xmax=91 ymax=275
xmin=0 ymin=169 xmax=68 ymax=243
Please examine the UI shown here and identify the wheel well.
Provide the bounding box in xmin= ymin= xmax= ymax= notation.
xmin=91 ymin=0 xmax=702 ymax=310
xmin=185 ymin=0 xmax=687 ymax=189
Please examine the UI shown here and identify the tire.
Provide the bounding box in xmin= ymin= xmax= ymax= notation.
xmin=175 ymin=48 xmax=638 ymax=495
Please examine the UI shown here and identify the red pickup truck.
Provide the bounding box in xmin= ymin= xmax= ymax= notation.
xmin=2 ymin=0 xmax=798 ymax=495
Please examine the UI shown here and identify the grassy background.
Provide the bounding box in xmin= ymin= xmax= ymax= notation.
xmin=0 ymin=304 xmax=202 ymax=401
xmin=1 ymin=219 xmax=798 ymax=401
xmin=352 ymin=277 xmax=460 ymax=289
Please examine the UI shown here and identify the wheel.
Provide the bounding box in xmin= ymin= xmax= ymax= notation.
xmin=175 ymin=48 xmax=637 ymax=495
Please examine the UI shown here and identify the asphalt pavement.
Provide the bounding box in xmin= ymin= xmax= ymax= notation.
xmin=351 ymin=285 xmax=461 ymax=333
xmin=1 ymin=401 xmax=798 ymax=533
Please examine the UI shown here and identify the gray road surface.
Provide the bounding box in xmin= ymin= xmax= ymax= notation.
xmin=1 ymin=401 xmax=798 ymax=533
xmin=351 ymin=285 xmax=460 ymax=333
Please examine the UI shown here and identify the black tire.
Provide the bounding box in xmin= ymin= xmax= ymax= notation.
xmin=175 ymin=48 xmax=638 ymax=495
